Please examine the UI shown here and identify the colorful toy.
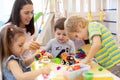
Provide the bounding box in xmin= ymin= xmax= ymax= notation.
xmin=84 ymin=72 xmax=93 ymax=80
xmin=98 ymin=67 xmax=103 ymax=71
xmin=61 ymin=52 xmax=76 ymax=65
xmin=51 ymin=58 xmax=61 ymax=64
xmin=72 ymin=65 xmax=81 ymax=71
xmin=35 ymin=50 xmax=46 ymax=60
xmin=75 ymin=48 xmax=86 ymax=59
xmin=41 ymin=56 xmax=51 ymax=64
xmin=56 ymin=66 xmax=61 ymax=70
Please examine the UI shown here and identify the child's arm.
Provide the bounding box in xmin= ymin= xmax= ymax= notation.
xmin=81 ymin=35 xmax=102 ymax=64
xmin=8 ymin=60 xmax=51 ymax=80
xmin=22 ymin=53 xmax=35 ymax=67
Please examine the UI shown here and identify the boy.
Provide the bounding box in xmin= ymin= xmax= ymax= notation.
xmin=64 ymin=15 xmax=120 ymax=77
xmin=44 ymin=17 xmax=75 ymax=58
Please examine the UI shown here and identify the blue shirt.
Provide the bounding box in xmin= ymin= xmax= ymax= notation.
xmin=3 ymin=55 xmax=31 ymax=80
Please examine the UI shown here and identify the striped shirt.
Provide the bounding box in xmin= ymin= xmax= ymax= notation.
xmin=88 ymin=22 xmax=120 ymax=69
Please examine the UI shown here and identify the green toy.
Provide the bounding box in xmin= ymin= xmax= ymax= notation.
xmin=84 ymin=72 xmax=93 ymax=80
xmin=98 ymin=67 xmax=103 ymax=71
xmin=51 ymin=58 xmax=61 ymax=64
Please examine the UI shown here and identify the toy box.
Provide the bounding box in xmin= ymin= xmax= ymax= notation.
xmin=64 ymin=63 xmax=90 ymax=80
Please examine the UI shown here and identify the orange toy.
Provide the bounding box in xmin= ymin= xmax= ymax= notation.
xmin=61 ymin=52 xmax=76 ymax=65
xmin=72 ymin=65 xmax=81 ymax=70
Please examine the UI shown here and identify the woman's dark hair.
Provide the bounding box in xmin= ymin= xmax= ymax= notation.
xmin=6 ymin=0 xmax=34 ymax=35
xmin=54 ymin=17 xmax=66 ymax=31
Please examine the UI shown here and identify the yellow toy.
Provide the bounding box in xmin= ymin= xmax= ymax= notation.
xmin=35 ymin=50 xmax=46 ymax=60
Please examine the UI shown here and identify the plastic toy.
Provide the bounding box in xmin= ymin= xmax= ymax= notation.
xmin=72 ymin=65 xmax=81 ymax=70
xmin=41 ymin=56 xmax=51 ymax=64
xmin=35 ymin=50 xmax=46 ymax=60
xmin=61 ymin=52 xmax=76 ymax=65
xmin=56 ymin=66 xmax=61 ymax=70
xmin=51 ymin=58 xmax=61 ymax=64
xmin=84 ymin=72 xmax=93 ymax=80
xmin=75 ymin=48 xmax=86 ymax=59
xmin=98 ymin=67 xmax=103 ymax=71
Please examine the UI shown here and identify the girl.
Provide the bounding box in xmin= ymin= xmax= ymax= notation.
xmin=0 ymin=24 xmax=51 ymax=80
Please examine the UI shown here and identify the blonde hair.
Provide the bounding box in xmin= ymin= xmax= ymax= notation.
xmin=64 ymin=15 xmax=89 ymax=33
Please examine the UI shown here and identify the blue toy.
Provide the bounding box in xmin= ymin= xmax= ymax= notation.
xmin=75 ymin=48 xmax=86 ymax=59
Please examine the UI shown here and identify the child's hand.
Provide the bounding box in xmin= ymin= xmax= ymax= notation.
xmin=80 ymin=59 xmax=92 ymax=65
xmin=44 ymin=52 xmax=53 ymax=59
xmin=29 ymin=41 xmax=40 ymax=50
xmin=41 ymin=67 xmax=51 ymax=75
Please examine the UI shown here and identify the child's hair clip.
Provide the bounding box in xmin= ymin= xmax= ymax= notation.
xmin=9 ymin=28 xmax=14 ymax=32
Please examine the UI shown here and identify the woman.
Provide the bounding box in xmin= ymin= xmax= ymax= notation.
xmin=2 ymin=0 xmax=40 ymax=66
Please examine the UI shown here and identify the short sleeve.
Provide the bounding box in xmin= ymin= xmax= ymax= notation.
xmin=89 ymin=22 xmax=102 ymax=40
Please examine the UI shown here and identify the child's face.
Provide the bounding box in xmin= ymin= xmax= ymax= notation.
xmin=10 ymin=35 xmax=26 ymax=57
xmin=69 ymin=27 xmax=89 ymax=40
xmin=55 ymin=28 xmax=68 ymax=43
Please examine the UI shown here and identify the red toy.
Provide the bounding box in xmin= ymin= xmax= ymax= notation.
xmin=35 ymin=50 xmax=46 ymax=60
xmin=75 ymin=48 xmax=86 ymax=59
xmin=72 ymin=65 xmax=81 ymax=70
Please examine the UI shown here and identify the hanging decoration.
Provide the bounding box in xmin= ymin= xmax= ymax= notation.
xmin=88 ymin=0 xmax=92 ymax=22
xmin=99 ymin=0 xmax=103 ymax=22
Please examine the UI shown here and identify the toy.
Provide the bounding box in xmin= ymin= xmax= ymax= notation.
xmin=84 ymin=72 xmax=93 ymax=80
xmin=41 ymin=56 xmax=51 ymax=64
xmin=61 ymin=52 xmax=76 ymax=65
xmin=65 ymin=64 xmax=90 ymax=80
xmin=72 ymin=65 xmax=81 ymax=70
xmin=56 ymin=66 xmax=61 ymax=70
xmin=35 ymin=50 xmax=46 ymax=60
xmin=51 ymin=58 xmax=61 ymax=64
xmin=75 ymin=48 xmax=86 ymax=59
xmin=98 ymin=67 xmax=103 ymax=71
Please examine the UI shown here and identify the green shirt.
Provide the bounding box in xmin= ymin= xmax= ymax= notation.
xmin=89 ymin=22 xmax=120 ymax=69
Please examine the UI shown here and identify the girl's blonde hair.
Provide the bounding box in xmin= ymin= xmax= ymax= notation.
xmin=64 ymin=15 xmax=89 ymax=33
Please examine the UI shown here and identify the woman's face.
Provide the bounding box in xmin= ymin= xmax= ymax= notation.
xmin=20 ymin=4 xmax=34 ymax=28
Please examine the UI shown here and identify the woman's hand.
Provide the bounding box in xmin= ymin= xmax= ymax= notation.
xmin=29 ymin=41 xmax=40 ymax=50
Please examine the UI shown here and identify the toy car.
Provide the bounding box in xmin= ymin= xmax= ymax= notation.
xmin=61 ymin=52 xmax=76 ymax=65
